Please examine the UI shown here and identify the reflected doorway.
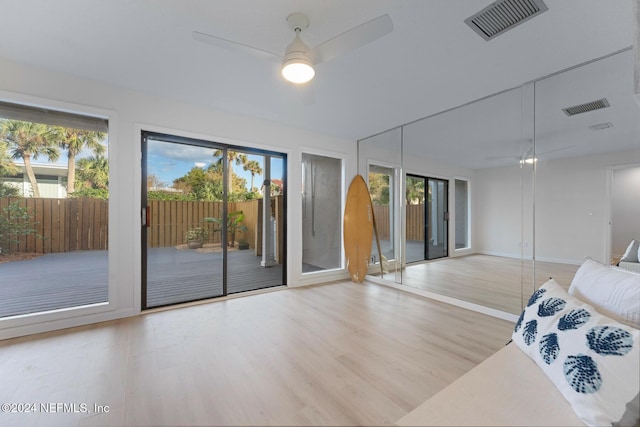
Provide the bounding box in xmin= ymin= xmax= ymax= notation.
xmin=406 ymin=175 xmax=449 ymax=263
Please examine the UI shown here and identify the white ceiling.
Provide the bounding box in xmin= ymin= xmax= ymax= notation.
xmin=401 ymin=48 xmax=640 ymax=169
xmin=0 ymin=0 xmax=635 ymax=145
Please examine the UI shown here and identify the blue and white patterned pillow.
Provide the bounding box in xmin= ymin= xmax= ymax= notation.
xmin=512 ymin=279 xmax=640 ymax=426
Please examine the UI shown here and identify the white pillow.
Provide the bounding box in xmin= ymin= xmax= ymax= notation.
xmin=569 ymin=259 xmax=640 ymax=329
xmin=513 ymin=279 xmax=640 ymax=427
xmin=620 ymin=240 xmax=640 ymax=263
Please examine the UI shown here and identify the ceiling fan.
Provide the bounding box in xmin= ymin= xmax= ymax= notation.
xmin=193 ymin=12 xmax=393 ymax=85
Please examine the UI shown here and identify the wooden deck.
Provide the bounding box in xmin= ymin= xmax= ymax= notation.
xmin=0 ymin=248 xmax=284 ymax=318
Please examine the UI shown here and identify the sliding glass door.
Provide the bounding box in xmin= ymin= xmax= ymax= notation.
xmin=406 ymin=174 xmax=449 ymax=263
xmin=224 ymin=151 xmax=286 ymax=294
xmin=141 ymin=132 xmax=286 ymax=309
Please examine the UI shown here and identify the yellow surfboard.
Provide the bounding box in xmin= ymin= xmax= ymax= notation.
xmin=344 ymin=174 xmax=374 ymax=283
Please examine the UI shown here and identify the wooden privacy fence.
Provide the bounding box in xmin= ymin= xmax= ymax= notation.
xmin=0 ymin=196 xmax=282 ymax=254
xmin=147 ymin=199 xmax=225 ymax=248
xmin=146 ymin=197 xmax=282 ymax=250
xmin=373 ymin=204 xmax=426 ymax=241
xmin=0 ymin=197 xmax=108 ymax=254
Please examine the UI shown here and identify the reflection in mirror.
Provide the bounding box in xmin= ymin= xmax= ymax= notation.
xmin=405 ymin=174 xmax=426 ymax=264
xmin=533 ymin=49 xmax=640 ymax=286
xmin=357 ymin=49 xmax=639 ymax=317
xmin=369 ymin=164 xmax=395 ymax=263
xmin=358 ymin=128 xmax=402 ymax=282
xmin=405 ymin=175 xmax=449 ymax=262
xmin=398 ymin=85 xmax=535 ymax=315
xmin=612 ymin=166 xmax=640 ymax=263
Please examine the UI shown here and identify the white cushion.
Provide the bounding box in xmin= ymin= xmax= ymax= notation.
xmin=513 ymin=279 xmax=640 ymax=427
xmin=618 ymin=261 xmax=640 ymax=274
xmin=568 ymin=259 xmax=640 ymax=329
xmin=620 ymin=240 xmax=640 ymax=263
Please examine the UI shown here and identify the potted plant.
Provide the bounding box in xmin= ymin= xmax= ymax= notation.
xmin=237 ymin=238 xmax=250 ymax=250
xmin=205 ymin=210 xmax=248 ymax=248
xmin=185 ymin=226 xmax=209 ymax=249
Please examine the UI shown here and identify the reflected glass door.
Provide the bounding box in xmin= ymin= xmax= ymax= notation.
xmin=405 ymin=175 xmax=448 ymax=262
xmin=427 ymin=178 xmax=448 ymax=260
xmin=405 ymin=175 xmax=425 ymax=263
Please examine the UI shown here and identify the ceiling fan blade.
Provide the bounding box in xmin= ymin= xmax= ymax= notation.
xmin=484 ymin=154 xmax=519 ymax=161
xmin=193 ymin=31 xmax=281 ymax=61
xmin=537 ymin=145 xmax=576 ymax=156
xmin=310 ymin=14 xmax=393 ymax=64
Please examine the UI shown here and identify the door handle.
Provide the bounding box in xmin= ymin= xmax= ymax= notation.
xmin=142 ymin=206 xmax=150 ymax=227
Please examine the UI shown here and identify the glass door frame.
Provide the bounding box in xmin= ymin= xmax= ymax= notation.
xmin=405 ymin=173 xmax=449 ymax=263
xmin=141 ymin=131 xmax=287 ymax=310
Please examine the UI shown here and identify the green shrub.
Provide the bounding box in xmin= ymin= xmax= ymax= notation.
xmin=185 ymin=226 xmax=209 ymax=242
xmin=0 ymin=201 xmax=40 ymax=254
xmin=69 ymin=188 xmax=109 ymax=199
xmin=0 ymin=182 xmax=20 ymax=198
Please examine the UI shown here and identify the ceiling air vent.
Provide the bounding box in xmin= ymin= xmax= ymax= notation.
xmin=562 ymin=98 xmax=610 ymax=116
xmin=588 ymin=122 xmax=614 ymax=131
xmin=465 ymin=0 xmax=548 ymax=41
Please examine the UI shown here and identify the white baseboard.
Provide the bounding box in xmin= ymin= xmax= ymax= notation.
xmin=534 ymin=256 xmax=583 ymax=265
xmin=478 ymin=251 xmax=583 ymax=265
xmin=478 ymin=251 xmax=530 ymax=260
xmin=365 ymin=275 xmax=520 ymax=323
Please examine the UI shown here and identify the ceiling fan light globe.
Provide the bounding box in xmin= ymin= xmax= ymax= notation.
xmin=520 ymin=157 xmax=538 ymax=165
xmin=282 ymin=59 xmax=315 ymax=84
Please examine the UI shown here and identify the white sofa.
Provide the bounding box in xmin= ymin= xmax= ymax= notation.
xmin=619 ymin=239 xmax=640 ymax=273
xmin=398 ymin=260 xmax=640 ymax=427
xmin=397 ymin=343 xmax=585 ymax=426
xmin=619 ymin=261 xmax=640 ymax=273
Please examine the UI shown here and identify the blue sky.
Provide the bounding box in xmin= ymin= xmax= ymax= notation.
xmin=147 ymin=140 xmax=283 ymax=190
xmin=25 ymin=136 xmax=284 ymax=191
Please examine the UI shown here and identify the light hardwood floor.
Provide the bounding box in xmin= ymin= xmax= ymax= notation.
xmin=403 ymin=255 xmax=580 ymax=314
xmin=0 ymin=281 xmax=513 ymax=426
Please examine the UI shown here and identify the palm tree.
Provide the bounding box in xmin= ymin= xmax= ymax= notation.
xmin=213 ymin=150 xmax=248 ymax=194
xmin=76 ymin=154 xmax=108 ymax=189
xmin=0 ymin=120 xmax=59 ymax=197
xmin=243 ymin=160 xmax=263 ymax=190
xmin=406 ymin=177 xmax=425 ymax=205
xmin=0 ymin=142 xmax=19 ymax=176
xmin=53 ymin=127 xmax=106 ymax=194
xmin=0 ymin=142 xmax=20 ymax=197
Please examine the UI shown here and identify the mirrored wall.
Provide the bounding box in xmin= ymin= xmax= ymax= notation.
xmin=358 ymin=48 xmax=640 ymax=316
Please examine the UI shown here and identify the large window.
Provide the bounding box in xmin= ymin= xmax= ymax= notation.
xmin=0 ymin=101 xmax=109 ymax=318
xmin=301 ymin=153 xmax=342 ymax=273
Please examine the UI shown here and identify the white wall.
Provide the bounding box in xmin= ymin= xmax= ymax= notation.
xmin=612 ymin=165 xmax=640 ymax=258
xmin=474 ymin=164 xmax=534 ymax=259
xmin=475 ymin=148 xmax=640 ymax=264
xmin=0 ymin=57 xmax=357 ymax=339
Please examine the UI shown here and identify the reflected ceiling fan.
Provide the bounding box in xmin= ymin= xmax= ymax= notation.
xmin=485 ymin=144 xmax=576 ymax=164
xmin=193 ymin=12 xmax=393 ymax=86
